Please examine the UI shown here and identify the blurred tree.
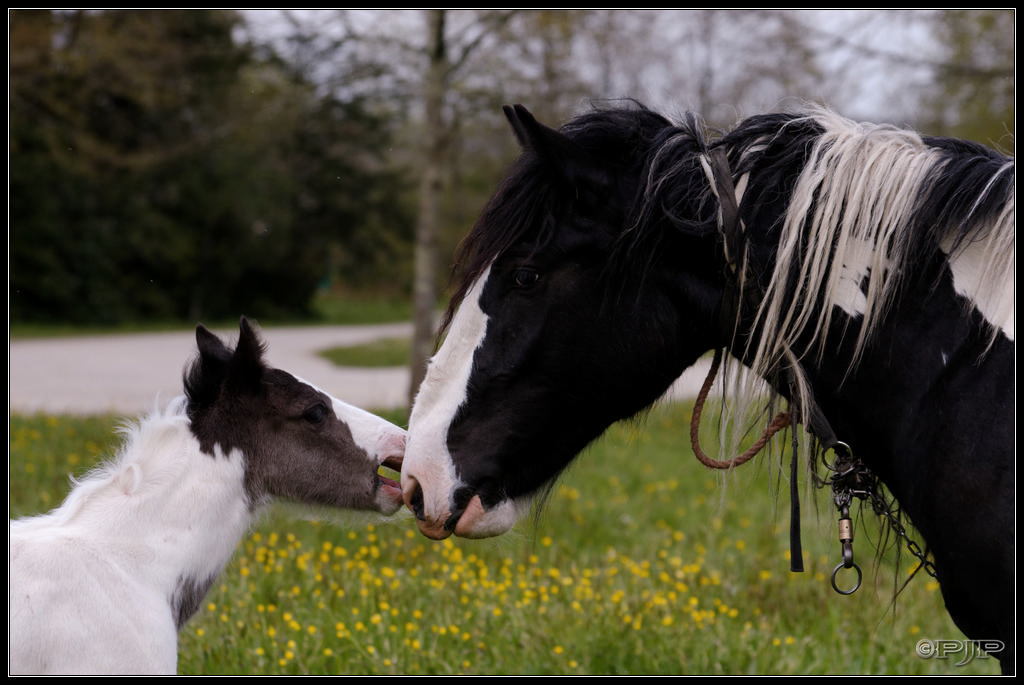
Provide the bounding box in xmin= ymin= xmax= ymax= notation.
xmin=9 ymin=9 xmax=409 ymax=325
xmin=404 ymin=9 xmax=524 ymax=404
xmin=923 ymin=9 xmax=1014 ymax=153
xmin=15 ymin=9 xmax=1007 ymax=330
xmin=408 ymin=9 xmax=450 ymax=404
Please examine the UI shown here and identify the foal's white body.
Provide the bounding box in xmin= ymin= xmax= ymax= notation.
xmin=9 ymin=402 xmax=247 ymax=674
xmin=10 ymin=320 xmax=407 ymax=675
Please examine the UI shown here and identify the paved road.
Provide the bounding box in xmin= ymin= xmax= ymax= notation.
xmin=9 ymin=322 xmax=715 ymax=417
xmin=9 ymin=323 xmax=414 ymax=416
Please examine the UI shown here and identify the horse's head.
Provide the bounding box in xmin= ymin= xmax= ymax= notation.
xmin=403 ymin=104 xmax=725 ymax=539
xmin=185 ymin=318 xmax=406 ymax=514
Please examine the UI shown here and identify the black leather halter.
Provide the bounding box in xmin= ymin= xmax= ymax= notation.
xmin=704 ymin=146 xmax=850 ymax=574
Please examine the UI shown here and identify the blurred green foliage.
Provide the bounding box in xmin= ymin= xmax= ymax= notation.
xmin=9 ymin=9 xmax=413 ymax=325
xmin=923 ymin=9 xmax=1015 ymax=153
xmin=9 ymin=10 xmax=1012 ymax=329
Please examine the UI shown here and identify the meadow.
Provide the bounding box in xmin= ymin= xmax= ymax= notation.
xmin=9 ymin=402 xmax=997 ymax=675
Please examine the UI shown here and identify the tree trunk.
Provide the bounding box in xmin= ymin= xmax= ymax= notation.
xmin=408 ymin=9 xmax=448 ymax=409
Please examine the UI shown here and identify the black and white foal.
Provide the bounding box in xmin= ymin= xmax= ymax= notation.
xmin=9 ymin=318 xmax=405 ymax=675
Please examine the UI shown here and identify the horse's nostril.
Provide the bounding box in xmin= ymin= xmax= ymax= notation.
xmin=404 ymin=477 xmax=425 ymax=521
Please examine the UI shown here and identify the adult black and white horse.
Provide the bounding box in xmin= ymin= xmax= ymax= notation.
xmin=9 ymin=318 xmax=406 ymax=675
xmin=401 ymin=103 xmax=1014 ymax=672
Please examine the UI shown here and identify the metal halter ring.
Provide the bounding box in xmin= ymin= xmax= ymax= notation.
xmin=830 ymin=561 xmax=863 ymax=595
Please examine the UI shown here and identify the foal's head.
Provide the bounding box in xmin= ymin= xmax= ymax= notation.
xmin=184 ymin=318 xmax=405 ymax=514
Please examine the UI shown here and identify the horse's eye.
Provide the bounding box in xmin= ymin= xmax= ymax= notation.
xmin=512 ymin=268 xmax=539 ymax=289
xmin=302 ymin=403 xmax=330 ymax=424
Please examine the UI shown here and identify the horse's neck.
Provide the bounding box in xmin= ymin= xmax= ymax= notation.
xmin=797 ymin=264 xmax=1013 ymax=510
xmin=54 ymin=417 xmax=254 ymax=590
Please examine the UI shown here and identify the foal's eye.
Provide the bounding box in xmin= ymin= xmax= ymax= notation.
xmin=302 ymin=403 xmax=330 ymax=424
xmin=512 ymin=268 xmax=540 ymax=289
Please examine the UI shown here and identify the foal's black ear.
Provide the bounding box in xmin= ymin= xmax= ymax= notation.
xmin=503 ymin=104 xmax=611 ymax=192
xmin=234 ymin=317 xmax=265 ymax=361
xmin=195 ymin=324 xmax=230 ymax=363
xmin=186 ymin=324 xmax=232 ymax=411
xmin=225 ymin=317 xmax=267 ymax=396
xmin=185 ymin=320 xmax=265 ymax=410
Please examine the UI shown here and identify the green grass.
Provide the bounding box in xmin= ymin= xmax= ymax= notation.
xmin=9 ymin=291 xmax=412 ymax=340
xmin=308 ymin=291 xmax=413 ymax=326
xmin=9 ymin=404 xmax=997 ymax=675
xmin=318 ymin=337 xmax=411 ymax=368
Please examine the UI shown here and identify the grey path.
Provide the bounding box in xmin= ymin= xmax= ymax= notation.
xmin=9 ymin=323 xmax=716 ymax=417
xmin=9 ymin=323 xmax=414 ymax=416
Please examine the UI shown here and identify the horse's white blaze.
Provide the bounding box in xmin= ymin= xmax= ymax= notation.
xmin=403 ymin=269 xmax=489 ymax=534
xmin=404 ymin=266 xmax=524 ymax=538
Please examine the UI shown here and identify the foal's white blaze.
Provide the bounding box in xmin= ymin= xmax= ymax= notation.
xmin=333 ymin=397 xmax=407 ymax=460
xmin=403 ymin=267 xmax=525 ymax=539
xmin=297 ymin=376 xmax=407 ymax=512
xmin=335 ymin=397 xmax=407 ymax=511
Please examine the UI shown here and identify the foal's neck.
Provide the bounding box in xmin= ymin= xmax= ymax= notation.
xmin=70 ymin=413 xmax=256 ymax=596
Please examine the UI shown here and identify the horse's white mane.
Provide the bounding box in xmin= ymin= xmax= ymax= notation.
xmin=751 ymin=107 xmax=1012 ymax=375
xmin=719 ymin=106 xmax=1014 ymax=458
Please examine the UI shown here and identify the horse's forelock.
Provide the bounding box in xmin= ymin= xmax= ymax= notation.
xmin=440 ymin=104 xmax=705 ymax=344
xmin=438 ymin=150 xmax=565 ymax=343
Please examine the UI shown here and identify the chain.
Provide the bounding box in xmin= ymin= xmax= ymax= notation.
xmin=864 ymin=484 xmax=939 ymax=580
xmin=818 ymin=443 xmax=937 ymax=595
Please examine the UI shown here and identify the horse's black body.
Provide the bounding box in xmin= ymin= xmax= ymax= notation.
xmin=402 ymin=102 xmax=1014 ymax=673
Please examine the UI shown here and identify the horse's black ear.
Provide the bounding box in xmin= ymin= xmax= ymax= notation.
xmin=225 ymin=317 xmax=266 ymax=396
xmin=503 ymin=104 xmax=544 ymax=150
xmin=504 ymin=104 xmax=580 ymax=161
xmin=503 ymin=104 xmax=611 ymax=193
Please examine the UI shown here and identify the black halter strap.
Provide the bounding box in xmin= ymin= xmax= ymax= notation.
xmin=708 ymin=147 xmax=741 ymax=272
xmin=708 ymin=146 xmax=845 ymax=445
xmin=706 ymin=146 xmax=847 ymax=574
